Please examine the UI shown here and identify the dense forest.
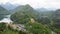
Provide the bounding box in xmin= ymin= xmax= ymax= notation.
xmin=0 ymin=4 xmax=60 ymax=34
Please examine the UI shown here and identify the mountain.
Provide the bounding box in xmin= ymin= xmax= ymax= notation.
xmin=0 ymin=6 xmax=6 ymax=11
xmin=11 ymin=4 xmax=39 ymax=24
xmin=0 ymin=6 xmax=10 ymax=20
xmin=11 ymin=4 xmax=39 ymax=14
xmin=0 ymin=6 xmax=9 ymax=15
xmin=0 ymin=2 xmax=19 ymax=10
xmin=36 ymin=8 xmax=56 ymax=12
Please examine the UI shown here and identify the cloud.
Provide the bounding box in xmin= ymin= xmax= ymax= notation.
xmin=0 ymin=0 xmax=9 ymax=4
xmin=0 ymin=0 xmax=60 ymax=8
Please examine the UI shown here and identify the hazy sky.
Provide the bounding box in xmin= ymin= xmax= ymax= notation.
xmin=0 ymin=0 xmax=60 ymax=9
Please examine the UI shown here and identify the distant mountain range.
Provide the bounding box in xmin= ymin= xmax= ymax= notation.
xmin=0 ymin=2 xmax=57 ymax=11
xmin=0 ymin=6 xmax=9 ymax=15
xmin=0 ymin=2 xmax=19 ymax=10
xmin=0 ymin=5 xmax=10 ymax=20
xmin=35 ymin=8 xmax=57 ymax=12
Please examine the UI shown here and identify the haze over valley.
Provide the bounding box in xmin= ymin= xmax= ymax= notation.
xmin=0 ymin=0 xmax=60 ymax=34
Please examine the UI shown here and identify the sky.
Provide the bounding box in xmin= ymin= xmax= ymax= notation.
xmin=0 ymin=0 xmax=60 ymax=9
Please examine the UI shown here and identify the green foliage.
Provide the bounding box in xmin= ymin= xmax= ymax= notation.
xmin=0 ymin=23 xmax=6 ymax=32
xmin=11 ymin=4 xmax=39 ymax=24
xmin=25 ymin=22 xmax=51 ymax=34
xmin=50 ymin=9 xmax=60 ymax=34
xmin=54 ymin=29 xmax=60 ymax=34
xmin=0 ymin=29 xmax=19 ymax=34
xmin=10 ymin=5 xmax=60 ymax=34
xmin=36 ymin=9 xmax=60 ymax=34
xmin=50 ymin=23 xmax=60 ymax=34
xmin=19 ymin=30 xmax=27 ymax=34
xmin=37 ymin=11 xmax=54 ymax=18
xmin=0 ymin=23 xmax=19 ymax=34
xmin=37 ymin=17 xmax=51 ymax=24
xmin=11 ymin=13 xmax=31 ymax=24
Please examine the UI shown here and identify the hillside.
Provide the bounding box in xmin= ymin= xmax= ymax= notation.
xmin=0 ymin=6 xmax=10 ymax=20
xmin=11 ymin=4 xmax=39 ymax=24
xmin=0 ymin=6 xmax=10 ymax=14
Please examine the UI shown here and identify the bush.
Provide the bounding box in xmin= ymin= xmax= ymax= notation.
xmin=25 ymin=22 xmax=51 ymax=34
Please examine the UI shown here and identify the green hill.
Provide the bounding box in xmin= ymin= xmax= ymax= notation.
xmin=11 ymin=4 xmax=39 ymax=24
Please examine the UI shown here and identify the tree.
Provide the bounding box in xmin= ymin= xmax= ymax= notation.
xmin=11 ymin=4 xmax=39 ymax=24
xmin=19 ymin=30 xmax=27 ymax=34
xmin=0 ymin=23 xmax=6 ymax=32
xmin=49 ymin=9 xmax=60 ymax=34
xmin=25 ymin=22 xmax=51 ymax=34
xmin=37 ymin=17 xmax=51 ymax=24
